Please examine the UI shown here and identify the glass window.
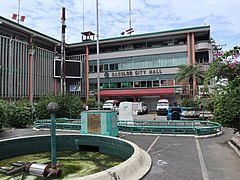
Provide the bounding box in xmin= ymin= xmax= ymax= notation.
xmin=94 ymin=65 xmax=97 ymax=72
xmin=121 ymin=82 xmax=133 ymax=88
xmin=114 ymin=63 xmax=118 ymax=70
xmin=141 ymin=81 xmax=147 ymax=87
xmin=161 ymin=80 xmax=167 ymax=86
xmin=99 ymin=64 xmax=103 ymax=72
xmin=167 ymin=80 xmax=174 ymax=86
xmin=110 ymin=64 xmax=115 ymax=70
xmin=110 ymin=83 xmax=117 ymax=88
xmin=102 ymin=83 xmax=109 ymax=89
xmin=104 ymin=64 xmax=109 ymax=71
xmin=89 ymin=83 xmax=97 ymax=91
xmin=147 ymin=81 xmax=152 ymax=87
xmin=134 ymin=81 xmax=141 ymax=88
xmin=153 ymin=80 xmax=159 ymax=87
xmin=89 ymin=65 xmax=93 ymax=72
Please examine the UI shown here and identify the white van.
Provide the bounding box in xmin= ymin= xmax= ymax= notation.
xmin=103 ymin=100 xmax=120 ymax=111
xmin=156 ymin=99 xmax=169 ymax=115
xmin=132 ymin=102 xmax=148 ymax=115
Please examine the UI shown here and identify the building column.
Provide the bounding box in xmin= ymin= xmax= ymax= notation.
xmin=86 ymin=46 xmax=89 ymax=98
xmin=187 ymin=33 xmax=191 ymax=65
xmin=191 ymin=33 xmax=197 ymax=99
xmin=29 ymin=35 xmax=33 ymax=103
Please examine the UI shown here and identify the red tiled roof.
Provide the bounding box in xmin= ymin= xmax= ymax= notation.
xmin=96 ymin=88 xmax=174 ymax=97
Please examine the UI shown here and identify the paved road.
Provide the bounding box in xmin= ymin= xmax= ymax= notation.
xmin=1 ymin=114 xmax=240 ymax=180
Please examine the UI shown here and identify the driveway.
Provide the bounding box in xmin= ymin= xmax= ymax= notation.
xmin=0 ymin=114 xmax=239 ymax=180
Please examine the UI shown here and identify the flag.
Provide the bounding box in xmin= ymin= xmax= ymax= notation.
xmin=12 ymin=14 xmax=17 ymax=20
xmin=20 ymin=16 xmax=25 ymax=22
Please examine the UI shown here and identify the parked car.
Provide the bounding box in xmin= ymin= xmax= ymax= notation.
xmin=167 ymin=106 xmax=183 ymax=120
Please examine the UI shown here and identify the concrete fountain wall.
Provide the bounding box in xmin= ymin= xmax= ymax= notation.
xmin=0 ymin=134 xmax=152 ymax=180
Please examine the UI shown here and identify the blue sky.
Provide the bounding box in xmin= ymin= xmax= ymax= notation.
xmin=1 ymin=0 xmax=240 ymax=51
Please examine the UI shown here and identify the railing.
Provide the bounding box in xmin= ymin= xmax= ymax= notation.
xmin=118 ymin=120 xmax=221 ymax=136
xmin=33 ymin=118 xmax=81 ymax=131
xmin=33 ymin=118 xmax=221 ymax=136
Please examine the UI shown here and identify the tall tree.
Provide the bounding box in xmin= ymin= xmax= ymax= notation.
xmin=175 ymin=64 xmax=204 ymax=98
xmin=205 ymin=46 xmax=240 ymax=133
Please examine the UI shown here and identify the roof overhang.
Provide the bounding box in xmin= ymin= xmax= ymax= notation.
xmin=96 ymin=88 xmax=175 ymax=97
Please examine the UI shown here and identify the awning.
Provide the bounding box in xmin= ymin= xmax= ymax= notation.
xmin=96 ymin=88 xmax=175 ymax=97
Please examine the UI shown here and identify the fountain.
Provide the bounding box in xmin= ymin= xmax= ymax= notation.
xmin=0 ymin=105 xmax=151 ymax=179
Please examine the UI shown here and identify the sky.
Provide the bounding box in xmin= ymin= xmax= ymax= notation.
xmin=0 ymin=0 xmax=240 ymax=51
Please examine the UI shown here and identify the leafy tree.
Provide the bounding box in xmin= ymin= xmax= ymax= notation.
xmin=205 ymin=46 xmax=240 ymax=133
xmin=213 ymin=77 xmax=240 ymax=133
xmin=175 ymin=64 xmax=204 ymax=98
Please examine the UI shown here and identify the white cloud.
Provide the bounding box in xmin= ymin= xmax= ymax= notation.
xmin=0 ymin=0 xmax=240 ymax=50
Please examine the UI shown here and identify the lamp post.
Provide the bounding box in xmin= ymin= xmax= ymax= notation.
xmin=47 ymin=102 xmax=59 ymax=168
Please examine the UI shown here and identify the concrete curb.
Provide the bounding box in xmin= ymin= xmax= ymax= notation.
xmin=119 ymin=131 xmax=222 ymax=139
xmin=228 ymin=132 xmax=240 ymax=157
xmin=194 ymin=131 xmax=223 ymax=139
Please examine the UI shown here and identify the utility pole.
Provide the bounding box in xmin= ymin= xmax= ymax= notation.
xmin=60 ymin=7 xmax=66 ymax=96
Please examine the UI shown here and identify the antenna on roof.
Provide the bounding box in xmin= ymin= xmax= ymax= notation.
xmin=121 ymin=0 xmax=134 ymax=36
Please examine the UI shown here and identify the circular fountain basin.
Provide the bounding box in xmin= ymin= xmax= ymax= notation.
xmin=0 ymin=134 xmax=151 ymax=179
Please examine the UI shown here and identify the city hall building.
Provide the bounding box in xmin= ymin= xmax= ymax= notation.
xmin=0 ymin=15 xmax=213 ymax=110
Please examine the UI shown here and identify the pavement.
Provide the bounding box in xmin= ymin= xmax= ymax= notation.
xmin=0 ymin=114 xmax=240 ymax=180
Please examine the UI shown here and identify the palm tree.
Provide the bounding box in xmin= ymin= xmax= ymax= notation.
xmin=175 ymin=64 xmax=204 ymax=98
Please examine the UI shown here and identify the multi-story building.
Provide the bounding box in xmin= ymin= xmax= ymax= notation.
xmin=0 ymin=15 xmax=213 ymax=110
xmin=73 ymin=26 xmax=213 ymax=110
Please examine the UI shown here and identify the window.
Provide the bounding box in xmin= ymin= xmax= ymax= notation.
xmin=121 ymin=82 xmax=133 ymax=88
xmin=134 ymin=81 xmax=141 ymax=88
xmin=147 ymin=81 xmax=152 ymax=87
xmin=141 ymin=81 xmax=147 ymax=87
xmin=104 ymin=64 xmax=109 ymax=71
xmin=94 ymin=65 xmax=97 ymax=72
xmin=153 ymin=80 xmax=159 ymax=87
xmin=89 ymin=65 xmax=94 ymax=72
xmin=110 ymin=64 xmax=114 ymax=70
xmin=161 ymin=80 xmax=167 ymax=86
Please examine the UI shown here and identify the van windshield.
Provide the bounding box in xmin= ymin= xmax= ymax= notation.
xmin=158 ymin=102 xmax=168 ymax=106
xmin=104 ymin=102 xmax=113 ymax=105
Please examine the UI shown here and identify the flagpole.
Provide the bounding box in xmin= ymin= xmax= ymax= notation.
xmin=17 ymin=0 xmax=20 ymax=24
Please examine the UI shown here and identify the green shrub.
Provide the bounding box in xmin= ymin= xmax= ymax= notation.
xmin=35 ymin=95 xmax=56 ymax=119
xmin=9 ymin=99 xmax=33 ymax=128
xmin=0 ymin=100 xmax=10 ymax=128
xmin=181 ymin=98 xmax=201 ymax=108
xmin=86 ymin=97 xmax=97 ymax=107
xmin=35 ymin=95 xmax=83 ymax=119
